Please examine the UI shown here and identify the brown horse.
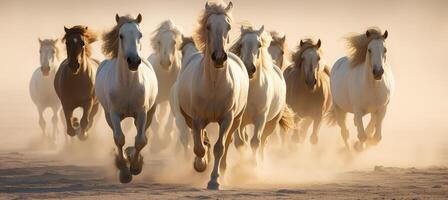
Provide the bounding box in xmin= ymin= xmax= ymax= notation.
xmin=54 ymin=25 xmax=100 ymax=140
xmin=284 ymin=39 xmax=331 ymax=145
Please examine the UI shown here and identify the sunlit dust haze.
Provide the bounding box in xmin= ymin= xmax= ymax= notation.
xmin=0 ymin=0 xmax=447 ymax=188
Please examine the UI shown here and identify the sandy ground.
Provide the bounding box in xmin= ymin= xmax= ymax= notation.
xmin=1 ymin=149 xmax=448 ymax=200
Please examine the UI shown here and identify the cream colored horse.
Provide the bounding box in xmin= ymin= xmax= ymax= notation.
xmin=284 ymin=39 xmax=332 ymax=145
xmin=147 ymin=20 xmax=182 ymax=152
xmin=329 ymin=28 xmax=394 ymax=151
xmin=268 ymin=31 xmax=289 ymax=71
xmin=172 ymin=1 xmax=249 ymax=190
xmin=96 ymin=14 xmax=158 ymax=183
xmin=30 ymin=38 xmax=61 ymax=142
xmin=229 ymin=25 xmax=294 ymax=163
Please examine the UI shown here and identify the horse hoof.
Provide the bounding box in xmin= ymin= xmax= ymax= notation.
xmin=207 ymin=180 xmax=220 ymax=190
xmin=310 ymin=135 xmax=318 ymax=145
xmin=354 ymin=141 xmax=364 ymax=152
xmin=130 ymin=156 xmax=144 ymax=175
xmin=119 ymin=169 xmax=132 ymax=184
xmin=193 ymin=156 xmax=207 ymax=172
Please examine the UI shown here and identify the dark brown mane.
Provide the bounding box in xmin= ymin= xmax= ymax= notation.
xmin=102 ymin=15 xmax=140 ymax=58
xmin=291 ymin=38 xmax=321 ymax=69
xmin=62 ymin=25 xmax=97 ymax=57
xmin=193 ymin=1 xmax=231 ymax=52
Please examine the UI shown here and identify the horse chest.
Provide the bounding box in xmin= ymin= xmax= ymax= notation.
xmin=109 ymin=86 xmax=146 ymax=115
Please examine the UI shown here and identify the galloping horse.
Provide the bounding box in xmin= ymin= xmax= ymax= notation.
xmin=329 ymin=28 xmax=394 ymax=151
xmin=172 ymin=1 xmax=249 ymax=189
xmin=284 ymin=39 xmax=332 ymax=145
xmin=268 ymin=31 xmax=289 ymax=71
xmin=229 ymin=25 xmax=294 ymax=163
xmin=54 ymin=26 xmax=100 ymax=140
xmin=30 ymin=38 xmax=61 ymax=141
xmin=170 ymin=36 xmax=199 ymax=154
xmin=148 ymin=20 xmax=183 ymax=152
xmin=96 ymin=14 xmax=158 ymax=183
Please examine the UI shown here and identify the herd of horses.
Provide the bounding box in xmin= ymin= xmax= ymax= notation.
xmin=29 ymin=1 xmax=394 ymax=190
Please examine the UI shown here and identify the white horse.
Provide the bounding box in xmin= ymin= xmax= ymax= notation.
xmin=29 ymin=38 xmax=61 ymax=142
xmin=268 ymin=31 xmax=289 ymax=71
xmin=147 ymin=20 xmax=182 ymax=152
xmin=229 ymin=25 xmax=294 ymax=163
xmin=169 ymin=36 xmax=199 ymax=154
xmin=172 ymin=1 xmax=249 ymax=190
xmin=96 ymin=14 xmax=158 ymax=183
xmin=329 ymin=28 xmax=394 ymax=151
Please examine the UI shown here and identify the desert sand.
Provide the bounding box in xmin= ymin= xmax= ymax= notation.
xmin=1 ymin=0 xmax=448 ymax=199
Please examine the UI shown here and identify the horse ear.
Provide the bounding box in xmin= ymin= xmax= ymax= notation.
xmin=383 ymin=30 xmax=388 ymax=39
xmin=366 ymin=30 xmax=371 ymax=38
xmin=64 ymin=26 xmax=69 ymax=33
xmin=38 ymin=38 xmax=43 ymax=44
xmin=300 ymin=39 xmax=304 ymax=47
xmin=280 ymin=35 xmax=286 ymax=44
xmin=258 ymin=25 xmax=265 ymax=35
xmin=205 ymin=2 xmax=211 ymax=10
xmin=240 ymin=25 xmax=244 ymax=32
xmin=225 ymin=2 xmax=233 ymax=12
xmin=115 ymin=14 xmax=120 ymax=23
xmin=136 ymin=14 xmax=142 ymax=24
xmin=85 ymin=26 xmax=88 ymax=30
xmin=53 ymin=38 xmax=59 ymax=44
xmin=316 ymin=39 xmax=321 ymax=48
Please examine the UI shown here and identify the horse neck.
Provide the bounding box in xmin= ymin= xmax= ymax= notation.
xmin=117 ymin=51 xmax=140 ymax=86
xmin=202 ymin=46 xmax=228 ymax=83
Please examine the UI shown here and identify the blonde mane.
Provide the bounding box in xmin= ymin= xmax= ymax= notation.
xmin=102 ymin=15 xmax=140 ymax=58
xmin=62 ymin=25 xmax=97 ymax=57
xmin=39 ymin=39 xmax=61 ymax=60
xmin=193 ymin=1 xmax=232 ymax=52
xmin=229 ymin=25 xmax=271 ymax=57
xmin=292 ymin=38 xmax=322 ymax=69
xmin=269 ymin=31 xmax=289 ymax=68
xmin=346 ymin=27 xmax=384 ymax=67
xmin=150 ymin=20 xmax=182 ymax=52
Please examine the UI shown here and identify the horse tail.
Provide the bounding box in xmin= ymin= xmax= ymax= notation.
xmin=279 ymin=104 xmax=296 ymax=132
xmin=325 ymin=104 xmax=338 ymax=126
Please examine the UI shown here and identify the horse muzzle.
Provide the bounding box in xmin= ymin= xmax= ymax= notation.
xmin=373 ymin=67 xmax=384 ymax=80
xmin=40 ymin=67 xmax=50 ymax=76
xmin=306 ymin=78 xmax=317 ymax=90
xmin=127 ymin=56 xmax=141 ymax=71
xmin=211 ymin=51 xmax=227 ymax=68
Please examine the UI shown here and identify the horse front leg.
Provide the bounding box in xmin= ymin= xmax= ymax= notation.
xmin=368 ymin=107 xmax=386 ymax=146
xmin=192 ymin=119 xmax=208 ymax=172
xmin=62 ymin=105 xmax=75 ymax=137
xmin=37 ymin=106 xmax=46 ymax=138
xmin=354 ymin=111 xmax=366 ymax=151
xmin=108 ymin=111 xmax=131 ymax=183
xmin=127 ymin=108 xmax=152 ymax=176
xmin=78 ymin=101 xmax=93 ymax=140
xmin=207 ymin=114 xmax=234 ymax=190
xmin=310 ymin=117 xmax=323 ymax=145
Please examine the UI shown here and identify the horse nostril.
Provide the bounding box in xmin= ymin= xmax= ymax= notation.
xmin=211 ymin=52 xmax=217 ymax=61
xmin=223 ymin=52 xmax=228 ymax=61
xmin=127 ymin=57 xmax=132 ymax=64
xmin=136 ymin=58 xmax=141 ymax=66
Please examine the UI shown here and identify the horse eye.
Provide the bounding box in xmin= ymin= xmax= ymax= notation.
xmin=228 ymin=24 xmax=231 ymax=30
xmin=206 ymin=25 xmax=211 ymax=30
xmin=258 ymin=42 xmax=261 ymax=48
xmin=139 ymin=33 xmax=142 ymax=39
xmin=280 ymin=50 xmax=284 ymax=55
xmin=368 ymin=49 xmax=372 ymax=53
xmin=317 ymin=56 xmax=321 ymax=61
xmin=119 ymin=34 xmax=123 ymax=39
xmin=384 ymin=48 xmax=387 ymax=53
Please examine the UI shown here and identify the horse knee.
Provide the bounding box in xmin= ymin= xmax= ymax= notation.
xmin=114 ymin=133 xmax=125 ymax=147
xmin=250 ymin=137 xmax=260 ymax=151
xmin=194 ymin=144 xmax=205 ymax=158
